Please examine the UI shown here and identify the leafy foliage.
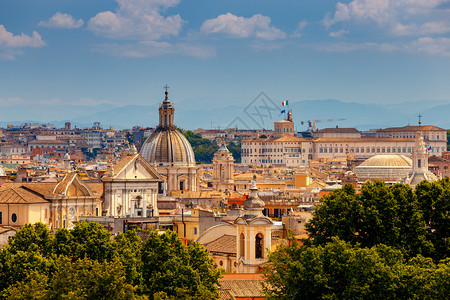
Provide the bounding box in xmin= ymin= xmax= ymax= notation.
xmin=263 ymin=237 xmax=450 ymax=300
xmin=266 ymin=179 xmax=450 ymax=299
xmin=0 ymin=222 xmax=220 ymax=300
xmin=306 ymin=181 xmax=438 ymax=259
xmin=182 ymin=130 xmax=241 ymax=163
xmin=141 ymin=230 xmax=221 ymax=299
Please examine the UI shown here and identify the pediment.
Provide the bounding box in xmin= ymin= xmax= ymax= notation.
xmin=247 ymin=216 xmax=273 ymax=225
xmin=248 ymin=217 xmax=273 ymax=225
xmin=114 ymin=155 xmax=162 ymax=181
xmin=54 ymin=173 xmax=94 ymax=197
xmin=233 ymin=217 xmax=247 ymax=225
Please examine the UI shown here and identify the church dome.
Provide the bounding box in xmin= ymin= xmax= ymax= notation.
xmin=358 ymin=154 xmax=412 ymax=167
xmin=140 ymin=89 xmax=195 ymax=165
xmin=355 ymin=154 xmax=412 ymax=183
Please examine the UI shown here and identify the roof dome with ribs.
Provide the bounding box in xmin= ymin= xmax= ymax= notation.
xmin=140 ymin=90 xmax=195 ymax=165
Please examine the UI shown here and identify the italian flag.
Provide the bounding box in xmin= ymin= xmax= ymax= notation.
xmin=282 ymin=100 xmax=288 ymax=106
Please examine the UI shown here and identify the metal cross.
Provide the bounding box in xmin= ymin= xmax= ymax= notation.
xmin=163 ymin=84 xmax=170 ymax=92
xmin=418 ymin=114 xmax=423 ymax=125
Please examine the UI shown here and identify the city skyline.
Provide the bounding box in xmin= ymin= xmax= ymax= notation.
xmin=1 ymin=0 xmax=450 ymax=113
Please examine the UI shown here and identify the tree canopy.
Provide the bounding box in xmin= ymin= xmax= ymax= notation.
xmin=0 ymin=222 xmax=220 ymax=300
xmin=263 ymin=237 xmax=450 ymax=300
xmin=265 ymin=179 xmax=450 ymax=299
xmin=305 ymin=180 xmax=449 ymax=260
xmin=181 ymin=130 xmax=241 ymax=163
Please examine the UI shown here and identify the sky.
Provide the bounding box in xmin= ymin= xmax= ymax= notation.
xmin=1 ymin=0 xmax=450 ymax=112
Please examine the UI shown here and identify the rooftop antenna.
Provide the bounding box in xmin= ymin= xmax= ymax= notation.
xmin=418 ymin=114 xmax=423 ymax=126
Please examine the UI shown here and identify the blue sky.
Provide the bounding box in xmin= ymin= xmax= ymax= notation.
xmin=1 ymin=0 xmax=450 ymax=111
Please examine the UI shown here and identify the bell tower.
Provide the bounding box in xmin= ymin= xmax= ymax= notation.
xmin=159 ymin=85 xmax=175 ymax=130
xmin=234 ymin=181 xmax=273 ymax=273
xmin=212 ymin=143 xmax=235 ymax=192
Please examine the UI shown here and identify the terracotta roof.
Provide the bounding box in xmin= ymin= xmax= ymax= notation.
xmin=242 ymin=135 xmax=307 ymax=143
xmin=204 ymin=234 xmax=236 ymax=254
xmin=87 ymin=183 xmax=103 ymax=195
xmin=274 ymin=135 xmax=306 ymax=142
xmin=28 ymin=140 xmax=66 ymax=144
xmin=0 ymin=186 xmax=50 ymax=204
xmin=377 ymin=125 xmax=445 ymax=132
xmin=53 ymin=173 xmax=77 ymax=195
xmin=103 ymin=154 xmax=138 ymax=179
xmin=22 ymin=183 xmax=57 ymax=197
xmin=428 ymin=155 xmax=450 ymax=162
xmin=314 ymin=137 xmax=414 ymax=142
xmin=219 ymin=274 xmax=264 ymax=298
xmin=218 ymin=289 xmax=234 ymax=300
xmin=316 ymin=128 xmax=360 ymax=134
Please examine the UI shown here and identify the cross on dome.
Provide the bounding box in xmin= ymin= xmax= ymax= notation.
xmin=163 ymin=84 xmax=170 ymax=100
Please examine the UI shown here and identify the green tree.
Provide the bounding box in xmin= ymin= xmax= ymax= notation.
xmin=2 ymin=271 xmax=49 ymax=300
xmin=113 ymin=230 xmax=143 ymax=286
xmin=141 ymin=230 xmax=221 ymax=299
xmin=56 ymin=221 xmax=114 ymax=262
xmin=7 ymin=222 xmax=54 ymax=257
xmin=227 ymin=141 xmax=241 ymax=163
xmin=264 ymin=236 xmax=450 ymax=300
xmin=48 ymin=256 xmax=144 ymax=300
xmin=3 ymin=257 xmax=145 ymax=300
xmin=263 ymin=237 xmax=400 ymax=300
xmin=415 ymin=178 xmax=450 ymax=261
xmin=0 ymin=248 xmax=54 ymax=295
xmin=306 ymin=181 xmax=430 ymax=257
xmin=0 ymin=223 xmax=220 ymax=299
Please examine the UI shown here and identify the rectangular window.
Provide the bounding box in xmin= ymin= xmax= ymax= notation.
xmin=0 ymin=211 xmax=2 ymax=224
xmin=194 ymin=227 xmax=198 ymax=235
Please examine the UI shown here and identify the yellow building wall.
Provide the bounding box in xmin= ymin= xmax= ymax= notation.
xmin=257 ymin=182 xmax=286 ymax=190
xmin=294 ymin=174 xmax=311 ymax=188
xmin=0 ymin=203 xmax=50 ymax=226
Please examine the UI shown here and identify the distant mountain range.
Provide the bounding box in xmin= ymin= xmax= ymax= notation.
xmin=1 ymin=99 xmax=449 ymax=131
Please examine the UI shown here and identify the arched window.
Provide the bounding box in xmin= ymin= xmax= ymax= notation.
xmin=240 ymin=233 xmax=245 ymax=258
xmin=255 ymin=233 xmax=264 ymax=259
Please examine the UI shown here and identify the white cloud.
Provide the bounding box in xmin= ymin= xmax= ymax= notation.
xmin=88 ymin=0 xmax=184 ymax=40
xmin=409 ymin=37 xmax=450 ymax=56
xmin=311 ymin=37 xmax=450 ymax=57
xmin=0 ymin=25 xmax=45 ymax=60
xmin=200 ymin=13 xmax=285 ymax=40
xmin=329 ymin=29 xmax=349 ymax=38
xmin=92 ymin=41 xmax=215 ymax=59
xmin=312 ymin=41 xmax=398 ymax=53
xmin=392 ymin=21 xmax=450 ymax=36
xmin=323 ymin=0 xmax=450 ymax=36
xmin=291 ymin=21 xmax=308 ymax=38
xmin=38 ymin=12 xmax=84 ymax=29
xmin=0 ymin=97 xmax=24 ymax=106
xmin=0 ymin=25 xmax=45 ymax=48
